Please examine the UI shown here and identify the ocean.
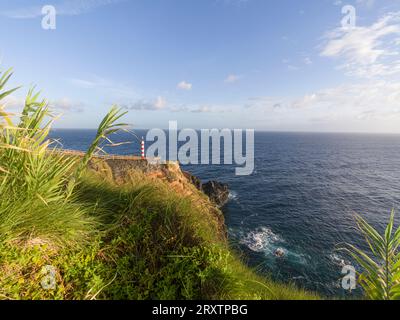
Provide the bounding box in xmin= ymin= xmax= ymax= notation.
xmin=49 ymin=129 xmax=400 ymax=297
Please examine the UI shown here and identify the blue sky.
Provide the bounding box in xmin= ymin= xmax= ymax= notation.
xmin=1 ymin=0 xmax=400 ymax=132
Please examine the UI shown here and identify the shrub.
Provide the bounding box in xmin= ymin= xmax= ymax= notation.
xmin=341 ymin=210 xmax=400 ymax=300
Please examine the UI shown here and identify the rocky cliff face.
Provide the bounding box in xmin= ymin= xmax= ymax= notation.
xmin=82 ymin=153 xmax=230 ymax=207
xmin=201 ymin=181 xmax=230 ymax=208
xmin=182 ymin=171 xmax=229 ymax=208
xmin=83 ymin=155 xmax=229 ymax=238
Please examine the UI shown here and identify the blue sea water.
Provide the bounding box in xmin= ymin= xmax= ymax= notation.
xmin=49 ymin=130 xmax=400 ymax=297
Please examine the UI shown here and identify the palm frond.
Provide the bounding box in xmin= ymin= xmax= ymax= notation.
xmin=340 ymin=210 xmax=400 ymax=300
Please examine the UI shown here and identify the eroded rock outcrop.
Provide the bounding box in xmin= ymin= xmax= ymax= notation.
xmin=182 ymin=171 xmax=229 ymax=208
xmin=202 ymin=181 xmax=230 ymax=208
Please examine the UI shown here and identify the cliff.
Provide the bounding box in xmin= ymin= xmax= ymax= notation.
xmin=57 ymin=150 xmax=230 ymax=239
xmin=87 ymin=155 xmax=229 ymax=206
xmin=61 ymin=150 xmax=229 ymax=207
xmin=83 ymin=154 xmax=229 ymax=239
xmin=0 ymin=150 xmax=318 ymax=300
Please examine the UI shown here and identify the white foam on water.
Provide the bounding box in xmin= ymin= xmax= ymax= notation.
xmin=329 ymin=253 xmax=350 ymax=267
xmin=228 ymin=190 xmax=238 ymax=201
xmin=240 ymin=227 xmax=282 ymax=253
xmin=239 ymin=227 xmax=310 ymax=266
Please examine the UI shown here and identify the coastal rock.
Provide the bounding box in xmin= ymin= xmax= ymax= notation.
xmin=182 ymin=171 xmax=229 ymax=208
xmin=182 ymin=171 xmax=202 ymax=190
xmin=275 ymin=248 xmax=285 ymax=258
xmin=202 ymin=181 xmax=230 ymax=208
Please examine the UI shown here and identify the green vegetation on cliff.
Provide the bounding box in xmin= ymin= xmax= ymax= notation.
xmin=0 ymin=69 xmax=318 ymax=300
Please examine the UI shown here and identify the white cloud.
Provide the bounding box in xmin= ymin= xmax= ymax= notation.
xmin=282 ymin=58 xmax=300 ymax=71
xmin=49 ymin=98 xmax=85 ymax=113
xmin=224 ymin=74 xmax=241 ymax=83
xmin=122 ymin=99 xmax=230 ymax=114
xmin=123 ymin=96 xmax=167 ymax=111
xmin=154 ymin=96 xmax=167 ymax=109
xmin=293 ymin=82 xmax=400 ymax=110
xmin=304 ymin=57 xmax=313 ymax=65
xmin=177 ymin=81 xmax=192 ymax=91
xmin=248 ymin=81 xmax=400 ymax=118
xmin=169 ymin=105 xmax=189 ymax=113
xmin=2 ymin=95 xmax=84 ymax=113
xmin=243 ymin=80 xmax=400 ymax=132
xmin=2 ymin=0 xmax=125 ymax=19
xmin=320 ymin=11 xmax=400 ymax=78
xmin=287 ymin=65 xmax=299 ymax=71
xmin=191 ymin=106 xmax=212 ymax=113
xmin=152 ymin=102 xmax=232 ymax=114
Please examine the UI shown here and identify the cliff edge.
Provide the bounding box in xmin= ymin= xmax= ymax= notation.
xmin=84 ymin=155 xmax=229 ymax=239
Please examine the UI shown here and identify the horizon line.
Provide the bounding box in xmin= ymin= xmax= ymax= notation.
xmin=51 ymin=128 xmax=400 ymax=135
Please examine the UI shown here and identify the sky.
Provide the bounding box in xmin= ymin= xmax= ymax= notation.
xmin=0 ymin=0 xmax=400 ymax=132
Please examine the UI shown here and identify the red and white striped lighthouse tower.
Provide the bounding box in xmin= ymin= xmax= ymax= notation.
xmin=141 ymin=137 xmax=145 ymax=159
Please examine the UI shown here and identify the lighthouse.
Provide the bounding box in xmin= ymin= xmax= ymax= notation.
xmin=141 ymin=137 xmax=145 ymax=159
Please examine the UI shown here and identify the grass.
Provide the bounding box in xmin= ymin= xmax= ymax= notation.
xmin=0 ymin=169 xmax=318 ymax=300
xmin=0 ymin=172 xmax=318 ymax=300
xmin=0 ymin=68 xmax=125 ymax=245
xmin=0 ymin=67 xmax=319 ymax=300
